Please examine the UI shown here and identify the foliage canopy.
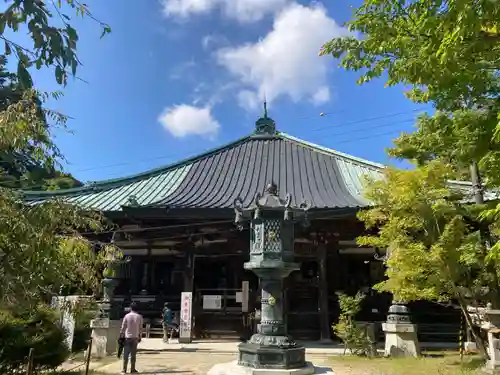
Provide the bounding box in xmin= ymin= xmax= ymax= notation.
xmin=320 ymin=0 xmax=500 ymax=112
xmin=357 ymin=162 xmax=498 ymax=304
xmin=0 ymin=1 xmax=111 ymax=309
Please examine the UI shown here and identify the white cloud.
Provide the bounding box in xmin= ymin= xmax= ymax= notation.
xmin=161 ymin=0 xmax=289 ymax=22
xmin=158 ymin=104 xmax=220 ymax=139
xmin=161 ymin=0 xmax=213 ymax=18
xmin=311 ymin=86 xmax=330 ymax=105
xmin=216 ymin=3 xmax=349 ymax=110
xmin=237 ymin=90 xmax=260 ymax=111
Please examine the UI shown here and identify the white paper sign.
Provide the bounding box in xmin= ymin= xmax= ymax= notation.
xmin=242 ymin=281 xmax=249 ymax=312
xmin=203 ymin=295 xmax=222 ymax=310
xmin=179 ymin=292 xmax=192 ymax=342
xmin=235 ymin=292 xmax=243 ymax=303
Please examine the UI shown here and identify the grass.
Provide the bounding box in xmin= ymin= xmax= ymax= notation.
xmin=47 ymin=371 xmax=107 ymax=375
xmin=328 ymin=352 xmax=485 ymax=375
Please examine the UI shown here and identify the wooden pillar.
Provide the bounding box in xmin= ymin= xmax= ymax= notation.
xmin=142 ymin=243 xmax=152 ymax=293
xmin=317 ymin=241 xmax=332 ymax=342
xmin=183 ymin=252 xmax=194 ymax=293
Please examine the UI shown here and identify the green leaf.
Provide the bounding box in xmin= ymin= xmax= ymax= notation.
xmin=100 ymin=25 xmax=111 ymax=39
xmin=16 ymin=61 xmax=32 ymax=89
xmin=55 ymin=66 xmax=63 ymax=85
xmin=66 ymin=25 xmax=78 ymax=42
xmin=4 ymin=41 xmax=11 ymax=56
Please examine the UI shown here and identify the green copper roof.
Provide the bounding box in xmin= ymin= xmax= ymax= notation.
xmin=26 ymin=164 xmax=192 ymax=211
xmin=23 ymin=131 xmax=387 ymax=211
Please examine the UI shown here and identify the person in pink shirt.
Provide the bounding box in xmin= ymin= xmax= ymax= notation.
xmin=120 ymin=302 xmax=143 ymax=374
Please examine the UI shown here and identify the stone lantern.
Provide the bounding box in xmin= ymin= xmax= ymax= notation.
xmin=90 ymin=244 xmax=131 ymax=358
xmin=375 ymin=247 xmax=420 ymax=357
xmin=100 ymin=246 xmax=131 ymax=319
xmin=233 ymin=182 xmax=310 ymax=370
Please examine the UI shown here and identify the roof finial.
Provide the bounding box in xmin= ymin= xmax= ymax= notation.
xmin=263 ymin=93 xmax=268 ymax=119
xmin=253 ymin=92 xmax=276 ymax=136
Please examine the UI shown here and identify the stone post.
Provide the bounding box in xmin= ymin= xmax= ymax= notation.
xmin=483 ymin=307 xmax=500 ymax=374
xmin=233 ymin=182 xmax=311 ymax=371
xmin=382 ymin=302 xmax=420 ymax=357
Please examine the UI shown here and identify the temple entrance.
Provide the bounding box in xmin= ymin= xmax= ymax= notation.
xmin=285 ymin=260 xmax=320 ymax=340
xmin=192 ymin=255 xmax=258 ymax=339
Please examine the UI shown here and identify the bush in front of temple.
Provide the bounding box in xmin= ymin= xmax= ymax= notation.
xmin=333 ymin=292 xmax=372 ymax=356
xmin=0 ymin=305 xmax=70 ymax=373
xmin=71 ymin=300 xmax=98 ymax=353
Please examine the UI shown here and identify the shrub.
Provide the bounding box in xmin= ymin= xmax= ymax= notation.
xmin=333 ymin=292 xmax=372 ymax=356
xmin=72 ymin=303 xmax=96 ymax=353
xmin=0 ymin=305 xmax=70 ymax=373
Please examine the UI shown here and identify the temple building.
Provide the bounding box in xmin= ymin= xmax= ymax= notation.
xmin=23 ymin=110 xmax=461 ymax=342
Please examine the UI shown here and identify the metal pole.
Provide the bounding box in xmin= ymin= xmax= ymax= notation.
xmin=26 ymin=348 xmax=34 ymax=375
xmin=85 ymin=338 xmax=93 ymax=375
xmin=470 ymin=162 xmax=485 ymax=205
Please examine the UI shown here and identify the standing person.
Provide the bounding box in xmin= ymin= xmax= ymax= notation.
xmin=162 ymin=302 xmax=173 ymax=343
xmin=120 ymin=302 xmax=143 ymax=374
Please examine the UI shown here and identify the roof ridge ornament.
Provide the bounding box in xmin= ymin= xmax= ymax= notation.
xmin=253 ymin=100 xmax=277 ymax=136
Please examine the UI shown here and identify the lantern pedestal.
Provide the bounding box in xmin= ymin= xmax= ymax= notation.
xmin=238 ymin=262 xmax=306 ymax=370
xmin=382 ymin=302 xmax=420 ymax=358
xmin=238 ymin=343 xmax=306 ymax=370
xmin=207 ymin=361 xmax=324 ymax=375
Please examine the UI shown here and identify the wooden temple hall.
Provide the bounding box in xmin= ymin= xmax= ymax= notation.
xmin=24 ymin=112 xmax=461 ymax=342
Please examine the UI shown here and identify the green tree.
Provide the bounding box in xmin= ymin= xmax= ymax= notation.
xmin=0 ymin=1 xmax=111 ymax=309
xmin=320 ymin=0 xmax=500 ymax=113
xmin=357 ymin=161 xmax=495 ymax=356
xmin=320 ymin=0 xmax=500 ymax=357
xmin=0 ymin=55 xmax=81 ymax=190
xmin=333 ymin=292 xmax=371 ymax=356
xmin=320 ymin=0 xmax=500 ymax=301
xmin=320 ymin=0 xmax=500 ymax=181
xmin=1 ymin=0 xmax=111 ymax=88
xmin=388 ymin=109 xmax=499 ymax=183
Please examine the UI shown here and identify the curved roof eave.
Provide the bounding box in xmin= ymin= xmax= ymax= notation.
xmin=21 ymin=134 xmax=252 ymax=198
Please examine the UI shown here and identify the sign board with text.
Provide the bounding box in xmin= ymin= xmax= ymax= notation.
xmin=179 ymin=292 xmax=192 ymax=343
xmin=203 ymin=295 xmax=222 ymax=310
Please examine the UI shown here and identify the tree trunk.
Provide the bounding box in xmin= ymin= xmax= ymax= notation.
xmin=470 ymin=162 xmax=485 ymax=205
xmin=470 ymin=162 xmax=500 ymax=308
xmin=457 ymin=294 xmax=489 ymax=360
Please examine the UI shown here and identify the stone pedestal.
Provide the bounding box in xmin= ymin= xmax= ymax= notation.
xmin=483 ymin=309 xmax=500 ymax=374
xmin=208 ymin=361 xmax=334 ymax=375
xmin=464 ymin=341 xmax=477 ymax=352
xmin=238 ymin=342 xmax=306 ymax=370
xmin=382 ymin=322 xmax=420 ymax=357
xmin=91 ymin=318 xmax=109 ymax=358
xmin=484 ymin=330 xmax=500 ymax=374
xmin=90 ymin=318 xmax=122 ymax=358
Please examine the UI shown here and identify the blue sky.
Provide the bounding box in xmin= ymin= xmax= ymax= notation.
xmin=10 ymin=0 xmax=432 ymax=182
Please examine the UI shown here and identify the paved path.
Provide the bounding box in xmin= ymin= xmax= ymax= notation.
xmin=82 ymin=339 xmax=458 ymax=375
xmin=94 ymin=351 xmax=335 ymax=375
